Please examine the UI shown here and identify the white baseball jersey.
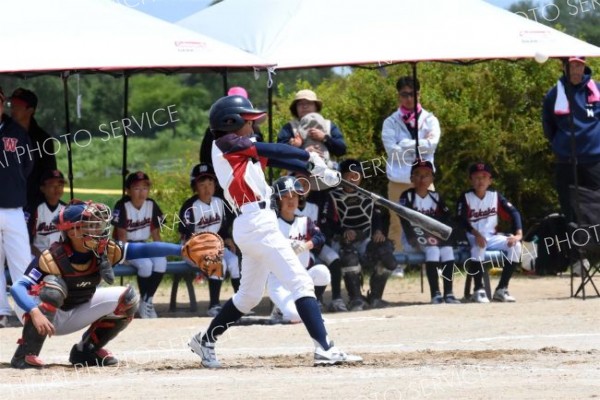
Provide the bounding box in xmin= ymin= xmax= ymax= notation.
xmin=278 ymin=216 xmax=312 ymax=268
xmin=457 ymin=189 xmax=522 ymax=239
xmin=25 ymin=200 xmax=66 ymax=252
xmin=112 ymin=198 xmax=163 ymax=242
xmin=296 ymin=201 xmax=319 ymax=222
xmin=178 ymin=196 xmax=227 ymax=237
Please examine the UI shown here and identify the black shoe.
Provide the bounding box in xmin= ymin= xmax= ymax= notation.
xmin=11 ymin=354 xmax=44 ymax=369
xmin=69 ymin=344 xmax=119 ymax=367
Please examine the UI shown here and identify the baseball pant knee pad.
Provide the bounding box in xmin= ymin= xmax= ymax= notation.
xmin=39 ymin=275 xmax=68 ymax=310
xmin=308 ymin=264 xmax=331 ymax=287
xmin=232 ymin=292 xmax=264 ymax=314
xmin=114 ymin=285 xmax=139 ymax=318
xmin=152 ymin=257 xmax=168 ymax=274
xmin=129 ymin=259 xmax=153 ymax=278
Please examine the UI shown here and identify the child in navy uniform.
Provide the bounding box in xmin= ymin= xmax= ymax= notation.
xmin=112 ymin=171 xmax=166 ymax=318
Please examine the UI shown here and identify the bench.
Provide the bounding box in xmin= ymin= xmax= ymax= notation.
xmin=114 ymin=261 xmax=198 ymax=312
xmin=394 ymin=248 xmax=506 ymax=299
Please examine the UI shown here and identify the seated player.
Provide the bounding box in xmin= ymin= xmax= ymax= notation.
xmin=179 ymin=163 xmax=239 ymax=317
xmin=399 ymin=161 xmax=460 ymax=304
xmin=268 ymin=176 xmax=330 ymax=323
xmin=10 ymin=200 xmax=188 ymax=369
xmin=321 ymin=159 xmax=397 ymax=310
xmin=25 ymin=170 xmax=67 ymax=258
xmin=457 ymin=163 xmax=523 ymax=303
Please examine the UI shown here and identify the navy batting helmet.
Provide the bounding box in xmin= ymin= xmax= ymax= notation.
xmin=53 ymin=201 xmax=112 ymax=256
xmin=271 ymin=176 xmax=306 ymax=203
xmin=209 ymin=95 xmax=266 ymax=134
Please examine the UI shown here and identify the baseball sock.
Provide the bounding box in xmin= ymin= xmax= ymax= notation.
xmin=231 ymin=278 xmax=240 ymax=293
xmin=201 ymin=298 xmax=243 ymax=343
xmin=441 ymin=261 xmax=454 ymax=295
xmin=137 ymin=275 xmax=150 ymax=300
xmin=497 ymin=261 xmax=515 ymax=290
xmin=208 ymin=279 xmax=222 ymax=307
xmin=314 ymin=286 xmax=326 ymax=303
xmin=295 ymin=297 xmax=329 ymax=350
xmin=468 ymin=261 xmax=484 ymax=291
xmin=146 ymin=271 xmax=164 ymax=300
xmin=425 ymin=262 xmax=440 ymax=297
xmin=328 ymin=260 xmax=342 ymax=299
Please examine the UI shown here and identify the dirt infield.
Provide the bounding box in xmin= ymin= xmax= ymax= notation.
xmin=1 ymin=273 xmax=600 ymax=399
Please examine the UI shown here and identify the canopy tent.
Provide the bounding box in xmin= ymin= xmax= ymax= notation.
xmin=178 ymin=0 xmax=600 ymax=68
xmin=1 ymin=0 xmax=269 ymax=198
xmin=0 ymin=0 xmax=268 ymax=74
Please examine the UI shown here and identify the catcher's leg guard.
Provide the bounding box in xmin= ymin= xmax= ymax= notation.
xmin=367 ymin=266 xmax=392 ymax=308
xmin=70 ymin=286 xmax=138 ymax=367
xmin=425 ymin=262 xmax=441 ymax=297
xmin=11 ymin=276 xmax=67 ymax=369
xmin=342 ymin=270 xmax=366 ymax=311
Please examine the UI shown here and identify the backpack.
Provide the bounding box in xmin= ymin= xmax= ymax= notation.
xmin=524 ymin=213 xmax=571 ymax=275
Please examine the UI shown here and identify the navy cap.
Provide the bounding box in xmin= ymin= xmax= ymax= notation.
xmin=125 ymin=171 xmax=151 ymax=188
xmin=469 ymin=162 xmax=493 ymax=177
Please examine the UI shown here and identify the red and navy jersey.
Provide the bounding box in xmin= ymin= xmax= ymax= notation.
xmin=24 ymin=200 xmax=66 ymax=252
xmin=456 ymin=189 xmax=522 ymax=237
xmin=111 ymin=196 xmax=164 ymax=241
xmin=211 ymin=133 xmax=312 ymax=210
xmin=18 ymin=240 xmax=124 ymax=311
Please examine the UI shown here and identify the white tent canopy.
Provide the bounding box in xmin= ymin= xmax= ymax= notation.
xmin=0 ymin=0 xmax=269 ymax=74
xmin=179 ymin=0 xmax=600 ymax=69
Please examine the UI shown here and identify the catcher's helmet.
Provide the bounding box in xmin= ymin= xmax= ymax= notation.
xmin=271 ymin=176 xmax=306 ymax=203
xmin=53 ymin=201 xmax=112 ymax=256
xmin=208 ymin=95 xmax=266 ymax=134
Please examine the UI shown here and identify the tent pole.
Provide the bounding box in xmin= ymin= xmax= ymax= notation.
xmin=62 ymin=72 xmax=74 ymax=200
xmin=267 ymin=83 xmax=274 ymax=183
xmin=412 ymin=62 xmax=421 ymax=161
xmin=222 ymin=69 xmax=229 ymax=95
xmin=122 ymin=73 xmax=130 ymax=196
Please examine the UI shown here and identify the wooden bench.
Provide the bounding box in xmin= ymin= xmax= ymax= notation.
xmin=394 ymin=248 xmax=506 ymax=299
xmin=114 ymin=261 xmax=198 ymax=312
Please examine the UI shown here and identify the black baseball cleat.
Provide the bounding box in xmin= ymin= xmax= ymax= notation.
xmin=11 ymin=354 xmax=45 ymax=369
xmin=69 ymin=344 xmax=119 ymax=367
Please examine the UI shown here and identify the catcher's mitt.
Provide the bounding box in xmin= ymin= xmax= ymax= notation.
xmin=182 ymin=232 xmax=225 ymax=278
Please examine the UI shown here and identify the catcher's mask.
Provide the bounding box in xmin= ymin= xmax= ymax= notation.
xmin=53 ymin=200 xmax=112 ymax=256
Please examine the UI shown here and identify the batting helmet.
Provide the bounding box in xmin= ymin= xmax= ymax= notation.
xmin=53 ymin=201 xmax=112 ymax=256
xmin=209 ymin=95 xmax=266 ymax=134
xmin=271 ymin=176 xmax=306 ymax=201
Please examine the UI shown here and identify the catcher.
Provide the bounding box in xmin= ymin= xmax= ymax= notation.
xmin=10 ymin=200 xmax=222 ymax=369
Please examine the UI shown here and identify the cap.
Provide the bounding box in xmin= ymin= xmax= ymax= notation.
xmin=411 ymin=160 xmax=434 ymax=175
xmin=227 ymin=86 xmax=248 ymax=98
xmin=568 ymin=56 xmax=586 ymax=64
xmin=125 ymin=171 xmax=151 ymax=188
xmin=10 ymin=88 xmax=38 ymax=109
xmin=469 ymin=162 xmax=493 ymax=177
xmin=40 ymin=169 xmax=66 ymax=184
xmin=290 ymin=89 xmax=323 ymax=117
xmin=190 ymin=163 xmax=216 ymax=184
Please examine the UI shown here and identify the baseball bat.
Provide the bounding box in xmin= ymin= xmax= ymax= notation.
xmin=340 ymin=179 xmax=452 ymax=241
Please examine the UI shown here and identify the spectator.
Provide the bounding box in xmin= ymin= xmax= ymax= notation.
xmin=277 ymin=89 xmax=347 ymax=164
xmin=321 ymin=159 xmax=398 ymax=310
xmin=0 ymin=87 xmax=33 ymax=328
xmin=399 ymin=161 xmax=460 ymax=304
xmin=199 ymin=86 xmax=264 ymax=165
xmin=178 ymin=163 xmax=239 ymax=317
xmin=381 ymin=76 xmax=441 ymax=254
xmin=112 ymin=171 xmax=166 ymax=318
xmin=457 ymin=163 xmax=523 ymax=303
xmin=9 ymin=88 xmax=57 ymax=205
xmin=25 ymin=169 xmax=67 ymax=258
xmin=542 ymin=56 xmax=600 ymax=223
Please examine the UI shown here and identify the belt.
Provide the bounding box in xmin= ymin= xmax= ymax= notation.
xmin=239 ymin=201 xmax=267 ymax=214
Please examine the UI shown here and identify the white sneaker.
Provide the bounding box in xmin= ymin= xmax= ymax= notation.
xmin=391 ymin=266 xmax=405 ymax=278
xmin=314 ymin=341 xmax=363 ymax=366
xmin=0 ymin=315 xmax=8 ymax=328
xmin=145 ymin=297 xmax=158 ymax=318
xmin=471 ymin=289 xmax=490 ymax=304
xmin=206 ymin=305 xmax=222 ymax=318
xmin=138 ymin=300 xmax=149 ymax=319
xmin=188 ymin=334 xmax=221 ymax=368
xmin=493 ymin=288 xmax=516 ymax=303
